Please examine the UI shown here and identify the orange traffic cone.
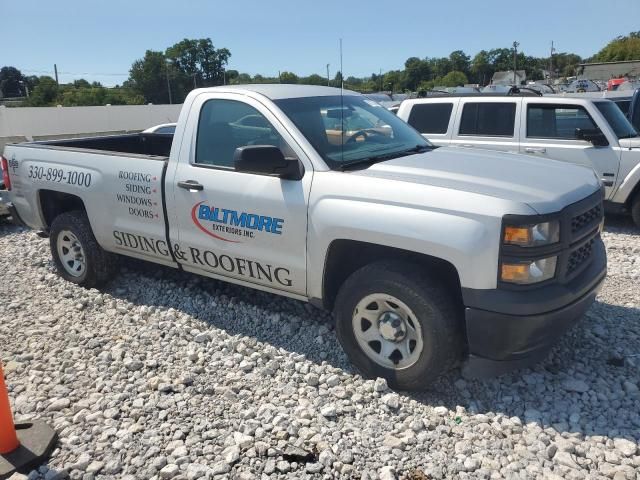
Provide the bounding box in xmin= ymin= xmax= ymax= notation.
xmin=0 ymin=363 xmax=19 ymax=454
xmin=0 ymin=361 xmax=57 ymax=479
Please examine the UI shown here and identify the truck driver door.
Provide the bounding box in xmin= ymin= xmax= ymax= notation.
xmin=168 ymin=92 xmax=313 ymax=296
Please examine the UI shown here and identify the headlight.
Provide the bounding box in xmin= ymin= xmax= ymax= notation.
xmin=501 ymin=256 xmax=558 ymax=284
xmin=503 ymin=221 xmax=560 ymax=247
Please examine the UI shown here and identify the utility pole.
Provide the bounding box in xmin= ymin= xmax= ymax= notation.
xmin=54 ymin=64 xmax=59 ymax=86
xmin=193 ymin=73 xmax=197 ymax=89
xmin=165 ymin=60 xmax=173 ymax=104
xmin=512 ymin=41 xmax=519 ymax=84
xmin=380 ymin=68 xmax=383 ymax=91
xmin=326 ymin=64 xmax=330 ymax=86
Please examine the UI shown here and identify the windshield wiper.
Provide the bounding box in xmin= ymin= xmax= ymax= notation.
xmin=337 ymin=144 xmax=432 ymax=171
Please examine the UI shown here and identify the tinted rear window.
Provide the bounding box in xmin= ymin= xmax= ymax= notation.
xmin=407 ymin=103 xmax=454 ymax=134
xmin=459 ymin=102 xmax=516 ymax=137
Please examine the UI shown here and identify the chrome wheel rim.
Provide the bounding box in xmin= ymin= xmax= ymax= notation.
xmin=352 ymin=293 xmax=424 ymax=370
xmin=57 ymin=230 xmax=86 ymax=277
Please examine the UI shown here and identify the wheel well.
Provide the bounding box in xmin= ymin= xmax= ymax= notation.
xmin=38 ymin=190 xmax=86 ymax=230
xmin=322 ymin=239 xmax=462 ymax=311
xmin=628 ymin=181 xmax=640 ymax=208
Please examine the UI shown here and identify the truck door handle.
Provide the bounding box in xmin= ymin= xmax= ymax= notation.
xmin=525 ymin=147 xmax=546 ymax=154
xmin=177 ymin=180 xmax=204 ymax=191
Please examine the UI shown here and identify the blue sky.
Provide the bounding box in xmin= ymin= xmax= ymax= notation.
xmin=3 ymin=0 xmax=639 ymax=86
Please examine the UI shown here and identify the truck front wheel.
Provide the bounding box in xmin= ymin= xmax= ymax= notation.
xmin=334 ymin=261 xmax=462 ymax=390
xmin=50 ymin=210 xmax=116 ymax=288
xmin=632 ymin=194 xmax=640 ymax=229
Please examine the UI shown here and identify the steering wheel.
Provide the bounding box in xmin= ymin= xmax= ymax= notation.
xmin=346 ymin=130 xmax=373 ymax=144
xmin=345 ymin=129 xmax=387 ymax=144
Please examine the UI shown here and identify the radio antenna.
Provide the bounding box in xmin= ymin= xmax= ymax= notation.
xmin=340 ymin=38 xmax=344 ymax=162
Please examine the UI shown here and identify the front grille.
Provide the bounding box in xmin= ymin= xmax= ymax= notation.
xmin=567 ymin=238 xmax=594 ymax=275
xmin=571 ymin=204 xmax=601 ymax=235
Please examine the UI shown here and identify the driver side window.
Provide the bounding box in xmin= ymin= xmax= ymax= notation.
xmin=195 ymin=100 xmax=290 ymax=168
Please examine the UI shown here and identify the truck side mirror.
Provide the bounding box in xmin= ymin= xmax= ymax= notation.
xmin=234 ymin=145 xmax=304 ymax=180
xmin=575 ymin=128 xmax=609 ymax=147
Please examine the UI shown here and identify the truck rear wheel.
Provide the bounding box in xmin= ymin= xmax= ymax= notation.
xmin=334 ymin=261 xmax=462 ymax=390
xmin=632 ymin=195 xmax=640 ymax=229
xmin=50 ymin=210 xmax=116 ymax=288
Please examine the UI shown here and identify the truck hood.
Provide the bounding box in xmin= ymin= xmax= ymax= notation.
xmin=353 ymin=147 xmax=600 ymax=214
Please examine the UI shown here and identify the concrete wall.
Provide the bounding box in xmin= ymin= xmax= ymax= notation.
xmin=0 ymin=104 xmax=182 ymax=149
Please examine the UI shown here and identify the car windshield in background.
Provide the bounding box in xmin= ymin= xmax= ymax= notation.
xmin=275 ymin=95 xmax=431 ymax=169
xmin=595 ymin=101 xmax=638 ymax=139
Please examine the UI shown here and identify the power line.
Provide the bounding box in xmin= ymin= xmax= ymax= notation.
xmin=21 ymin=69 xmax=129 ymax=76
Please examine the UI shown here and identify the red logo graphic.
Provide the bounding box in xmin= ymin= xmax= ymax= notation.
xmin=191 ymin=202 xmax=241 ymax=243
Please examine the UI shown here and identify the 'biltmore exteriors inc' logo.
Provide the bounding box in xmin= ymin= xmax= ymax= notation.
xmin=191 ymin=201 xmax=284 ymax=243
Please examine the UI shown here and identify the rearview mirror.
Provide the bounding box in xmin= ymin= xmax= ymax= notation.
xmin=575 ymin=128 xmax=609 ymax=147
xmin=326 ymin=108 xmax=354 ymax=119
xmin=234 ymin=145 xmax=304 ymax=180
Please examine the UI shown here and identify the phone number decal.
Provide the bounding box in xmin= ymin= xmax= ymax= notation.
xmin=28 ymin=166 xmax=92 ymax=188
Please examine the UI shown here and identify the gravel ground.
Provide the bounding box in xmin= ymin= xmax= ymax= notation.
xmin=1 ymin=215 xmax=639 ymax=480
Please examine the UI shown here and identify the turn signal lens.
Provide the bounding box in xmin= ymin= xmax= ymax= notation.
xmin=504 ymin=226 xmax=530 ymax=245
xmin=503 ymin=221 xmax=560 ymax=247
xmin=501 ymin=256 xmax=558 ymax=284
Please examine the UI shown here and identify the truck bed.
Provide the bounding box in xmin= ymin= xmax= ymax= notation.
xmin=28 ymin=133 xmax=173 ymax=158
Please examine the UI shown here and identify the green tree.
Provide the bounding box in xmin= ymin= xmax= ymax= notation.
xmin=331 ymin=71 xmax=343 ymax=88
xmin=301 ymin=74 xmax=326 ymax=86
xmin=551 ymin=53 xmax=582 ymax=77
xmin=429 ymin=57 xmax=453 ymax=79
xmin=594 ymin=31 xmax=640 ymax=62
xmin=404 ymin=57 xmax=430 ymax=90
xmin=471 ymin=50 xmax=493 ymax=85
xmin=279 ymin=71 xmax=299 ymax=84
xmin=26 ymin=76 xmax=58 ymax=106
xmin=441 ymin=71 xmax=468 ymax=87
xmin=129 ymin=50 xmax=171 ymax=104
xmin=0 ymin=66 xmax=25 ymax=97
xmin=383 ymin=70 xmax=404 ymax=92
xmin=128 ymin=38 xmax=231 ymax=104
xmin=449 ymin=50 xmax=470 ymax=75
xmin=225 ymin=70 xmax=239 ymax=84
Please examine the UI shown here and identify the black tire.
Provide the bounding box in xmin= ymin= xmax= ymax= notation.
xmin=631 ymin=195 xmax=640 ymax=229
xmin=334 ymin=261 xmax=462 ymax=391
xmin=49 ymin=210 xmax=116 ymax=288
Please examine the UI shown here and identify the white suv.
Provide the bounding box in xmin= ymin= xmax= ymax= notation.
xmin=398 ymin=94 xmax=640 ymax=227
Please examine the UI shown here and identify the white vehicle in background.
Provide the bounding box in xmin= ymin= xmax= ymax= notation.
xmin=555 ymin=87 xmax=640 ymax=131
xmin=398 ymin=93 xmax=640 ymax=226
xmin=567 ymin=79 xmax=601 ymax=93
xmin=142 ymin=123 xmax=177 ymax=134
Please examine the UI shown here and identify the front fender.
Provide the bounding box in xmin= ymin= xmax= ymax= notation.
xmin=306 ymin=197 xmax=504 ymax=300
xmin=611 ymin=156 xmax=640 ymax=205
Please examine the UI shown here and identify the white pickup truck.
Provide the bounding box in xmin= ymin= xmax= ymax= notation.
xmin=2 ymin=85 xmax=607 ymax=389
xmin=397 ymin=93 xmax=640 ymax=227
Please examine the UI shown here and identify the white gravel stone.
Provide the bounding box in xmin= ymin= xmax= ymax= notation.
xmin=613 ymin=438 xmax=638 ymax=457
xmin=159 ymin=463 xmax=180 ymax=479
xmin=2 ymin=219 xmax=640 ymax=479
xmin=562 ymin=378 xmax=590 ymax=393
xmin=374 ymin=377 xmax=388 ymax=392
xmin=320 ymin=404 xmax=337 ymax=417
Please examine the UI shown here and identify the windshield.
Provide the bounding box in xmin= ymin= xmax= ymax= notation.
xmin=595 ymin=101 xmax=638 ymax=139
xmin=275 ymin=95 xmax=431 ymax=169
